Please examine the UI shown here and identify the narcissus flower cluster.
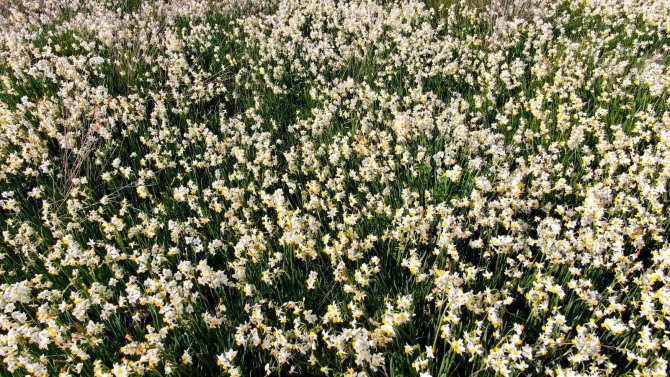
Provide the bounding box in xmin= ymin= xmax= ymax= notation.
xmin=1 ymin=0 xmax=669 ymax=376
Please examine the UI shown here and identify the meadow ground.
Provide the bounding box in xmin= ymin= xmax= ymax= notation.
xmin=1 ymin=0 xmax=669 ymax=376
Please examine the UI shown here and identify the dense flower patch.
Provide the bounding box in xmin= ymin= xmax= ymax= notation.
xmin=1 ymin=0 xmax=669 ymax=376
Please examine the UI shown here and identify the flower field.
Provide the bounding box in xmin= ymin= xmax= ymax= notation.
xmin=1 ymin=0 xmax=669 ymax=375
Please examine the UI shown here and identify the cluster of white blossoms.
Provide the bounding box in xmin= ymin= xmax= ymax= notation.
xmin=1 ymin=0 xmax=669 ymax=376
